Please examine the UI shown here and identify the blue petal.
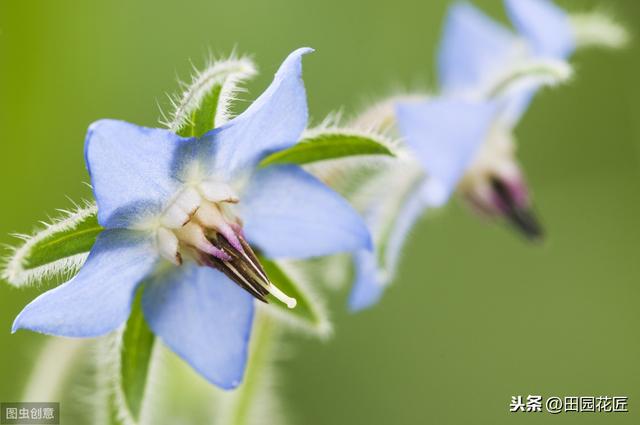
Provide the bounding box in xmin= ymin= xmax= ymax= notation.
xmin=438 ymin=2 xmax=516 ymax=93
xmin=396 ymin=99 xmax=497 ymax=202
xmin=349 ymin=182 xmax=428 ymax=312
xmin=505 ymin=0 xmax=575 ymax=58
xmin=349 ymin=250 xmax=385 ymax=312
xmin=209 ymin=48 xmax=313 ymax=178
xmin=142 ymin=263 xmax=254 ymax=389
xmin=13 ymin=229 xmax=157 ymax=337
xmin=240 ymin=165 xmax=371 ymax=259
xmin=85 ymin=119 xmax=190 ymax=227
xmin=498 ymin=87 xmax=536 ymax=129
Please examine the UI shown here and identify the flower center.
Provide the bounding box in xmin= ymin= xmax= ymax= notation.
xmin=155 ymin=181 xmax=296 ymax=309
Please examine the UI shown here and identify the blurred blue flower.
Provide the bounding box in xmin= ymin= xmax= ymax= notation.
xmin=349 ymin=99 xmax=498 ymax=310
xmin=12 ymin=48 xmax=371 ymax=389
xmin=349 ymin=100 xmax=498 ymax=310
xmin=350 ymin=0 xmax=576 ymax=311
xmin=439 ymin=0 xmax=574 ymax=126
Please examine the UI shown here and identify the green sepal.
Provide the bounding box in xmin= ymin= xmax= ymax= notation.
xmin=259 ymin=132 xmax=394 ymax=168
xmin=258 ymin=256 xmax=328 ymax=334
xmin=175 ymin=84 xmax=222 ymax=137
xmin=2 ymin=205 xmax=103 ymax=287
xmin=26 ymin=212 xmax=102 ymax=270
xmin=169 ymin=56 xmax=257 ymax=137
xmin=119 ymin=289 xmax=156 ymax=422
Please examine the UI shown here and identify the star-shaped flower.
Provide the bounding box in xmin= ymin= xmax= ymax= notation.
xmin=350 ymin=0 xmax=582 ymax=310
xmin=12 ymin=48 xmax=371 ymax=388
xmin=436 ymin=0 xmax=580 ymax=236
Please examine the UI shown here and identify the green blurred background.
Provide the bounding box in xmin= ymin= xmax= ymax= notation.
xmin=1 ymin=0 xmax=639 ymax=423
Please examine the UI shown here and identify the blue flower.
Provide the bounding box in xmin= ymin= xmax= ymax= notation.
xmin=437 ymin=0 xmax=576 ymax=230
xmin=12 ymin=48 xmax=371 ymax=389
xmin=350 ymin=0 xmax=576 ymax=311
xmin=349 ymin=100 xmax=498 ymax=311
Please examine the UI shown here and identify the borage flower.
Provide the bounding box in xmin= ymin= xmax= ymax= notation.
xmin=439 ymin=0 xmax=626 ymax=233
xmin=349 ymin=0 xmax=627 ymax=311
xmin=348 ymin=0 xmax=597 ymax=310
xmin=348 ymin=99 xmax=498 ymax=310
xmin=437 ymin=0 xmax=580 ymax=237
xmin=12 ymin=48 xmax=370 ymax=388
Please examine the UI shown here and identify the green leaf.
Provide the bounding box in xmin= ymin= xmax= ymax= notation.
xmin=259 ymin=132 xmax=394 ymax=167
xmin=258 ymin=256 xmax=328 ymax=334
xmin=2 ymin=205 xmax=103 ymax=287
xmin=120 ymin=289 xmax=156 ymax=422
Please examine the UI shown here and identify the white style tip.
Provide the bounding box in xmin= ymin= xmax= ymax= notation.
xmin=268 ymin=284 xmax=297 ymax=309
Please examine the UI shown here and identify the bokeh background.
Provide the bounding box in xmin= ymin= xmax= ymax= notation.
xmin=1 ymin=0 xmax=639 ymax=423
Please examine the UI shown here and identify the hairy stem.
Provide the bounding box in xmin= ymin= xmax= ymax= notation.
xmin=22 ymin=338 xmax=86 ymax=401
xmin=217 ymin=310 xmax=280 ymax=425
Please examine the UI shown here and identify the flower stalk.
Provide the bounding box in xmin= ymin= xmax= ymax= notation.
xmin=217 ymin=310 xmax=281 ymax=425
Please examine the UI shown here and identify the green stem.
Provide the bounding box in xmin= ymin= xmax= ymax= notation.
xmin=220 ymin=310 xmax=279 ymax=425
xmin=22 ymin=338 xmax=86 ymax=402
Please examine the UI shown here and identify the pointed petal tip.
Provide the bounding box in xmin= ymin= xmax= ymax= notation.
xmin=11 ymin=317 xmax=22 ymax=334
xmin=11 ymin=305 xmax=38 ymax=335
xmin=348 ymin=285 xmax=382 ymax=313
xmin=87 ymin=118 xmax=120 ymax=132
xmin=275 ymin=47 xmax=315 ymax=78
xmin=291 ymin=47 xmax=315 ymax=56
xmin=504 ymin=0 xmax=574 ymax=58
xmin=348 ymin=299 xmax=373 ymax=313
xmin=348 ymin=251 xmax=386 ymax=313
xmin=212 ymin=376 xmax=243 ymax=391
xmin=143 ymin=266 xmax=254 ymax=391
xmin=422 ymin=179 xmax=453 ymax=208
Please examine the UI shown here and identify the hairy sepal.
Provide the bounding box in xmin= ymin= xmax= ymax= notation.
xmin=258 ymin=256 xmax=331 ymax=338
xmin=300 ymin=115 xmax=402 ymax=200
xmin=260 ymin=127 xmax=395 ymax=168
xmin=165 ymin=54 xmax=258 ymax=136
xmin=571 ymin=11 xmax=630 ymax=50
xmin=2 ymin=203 xmax=102 ymax=287
xmin=119 ymin=290 xmax=156 ymax=423
xmin=484 ymin=58 xmax=573 ymax=99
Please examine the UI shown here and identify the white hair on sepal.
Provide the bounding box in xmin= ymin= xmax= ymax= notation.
xmin=302 ymin=108 xmax=408 ymax=199
xmin=289 ymin=253 xmax=353 ymax=292
xmin=240 ymin=331 xmax=292 ymax=425
xmin=1 ymin=200 xmax=98 ymax=288
xmin=302 ymin=113 xmax=400 ymax=151
xmin=481 ymin=58 xmax=574 ymax=100
xmin=162 ymin=51 xmax=258 ymax=132
xmin=260 ymin=259 xmax=333 ymax=340
xmin=570 ymin=9 xmax=630 ymax=50
xmin=93 ymin=323 xmax=163 ymax=425
xmin=91 ymin=331 xmax=137 ymax=425
xmin=350 ymin=92 xmax=429 ymax=136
